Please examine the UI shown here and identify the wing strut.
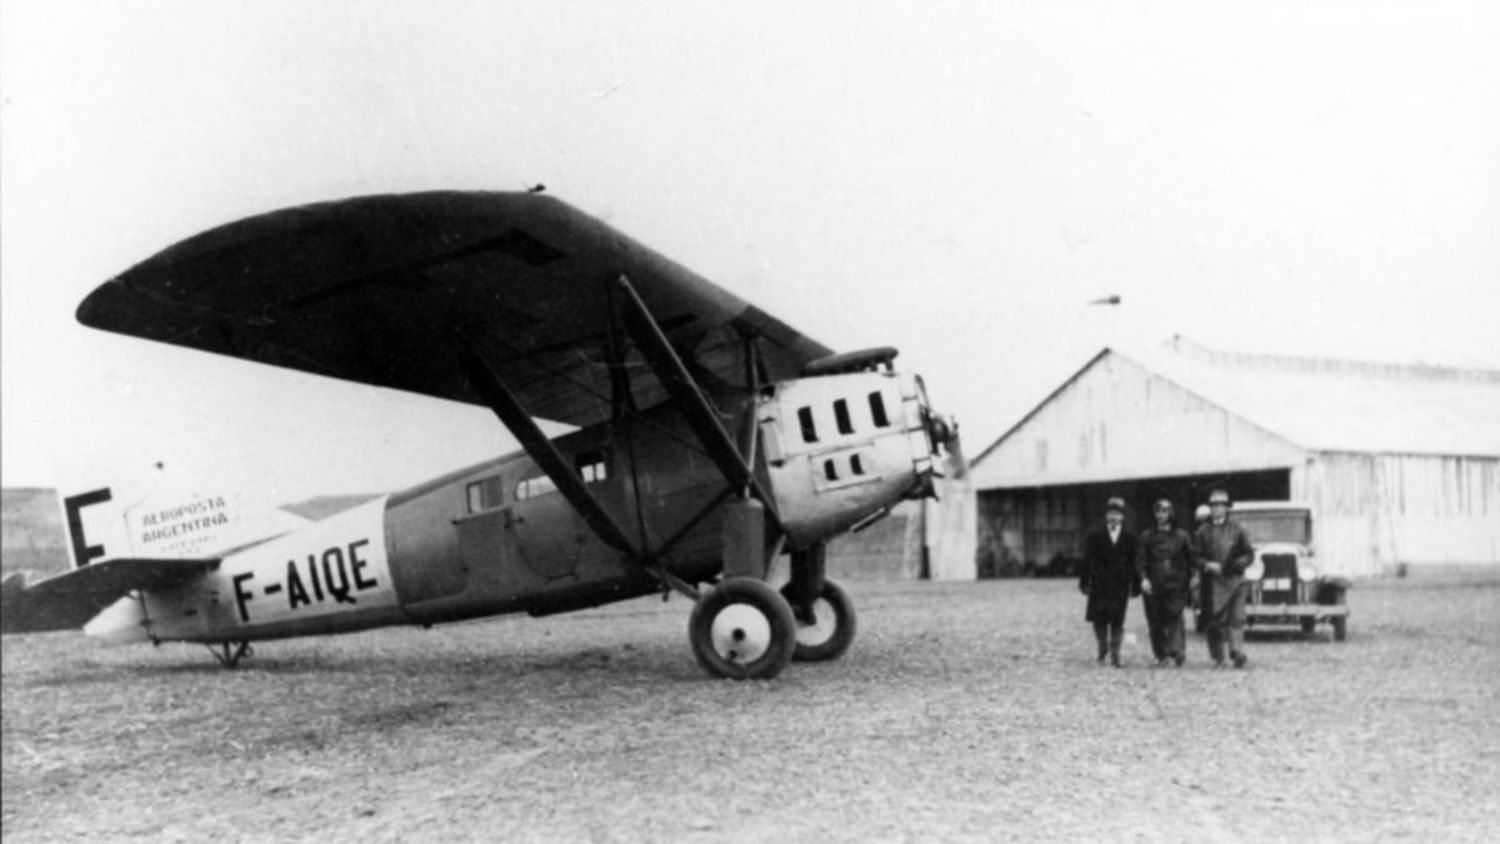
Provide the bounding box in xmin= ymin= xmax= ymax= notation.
xmin=455 ymin=335 xmax=703 ymax=601
xmin=456 ymin=337 xmax=643 ymax=557
xmin=616 ymin=276 xmax=781 ymax=526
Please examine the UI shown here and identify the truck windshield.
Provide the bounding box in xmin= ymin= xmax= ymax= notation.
xmin=1236 ymin=511 xmax=1310 ymax=545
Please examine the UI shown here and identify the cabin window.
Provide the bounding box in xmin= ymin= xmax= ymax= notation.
xmin=516 ymin=474 xmax=559 ymax=500
xmin=576 ymin=449 xmax=609 ymax=483
xmin=798 ymin=406 xmax=819 ymax=443
xmin=466 ymin=476 xmax=505 ymax=513
xmin=823 ymin=459 xmax=839 ymax=481
xmin=834 ymin=399 xmax=854 ymax=435
xmin=850 ymin=454 xmax=865 ymax=476
xmin=868 ymin=392 xmax=890 ymax=428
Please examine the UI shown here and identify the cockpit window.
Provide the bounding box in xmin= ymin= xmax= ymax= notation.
xmin=577 ymin=449 xmax=609 ymax=483
xmin=516 ymin=474 xmax=559 ymax=500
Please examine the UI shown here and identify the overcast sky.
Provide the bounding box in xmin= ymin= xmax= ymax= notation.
xmin=3 ymin=0 xmax=1497 ymax=501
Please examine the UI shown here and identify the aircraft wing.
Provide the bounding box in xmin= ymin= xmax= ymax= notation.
xmin=77 ymin=192 xmax=833 ymax=426
xmin=0 ymin=559 xmax=217 ymax=634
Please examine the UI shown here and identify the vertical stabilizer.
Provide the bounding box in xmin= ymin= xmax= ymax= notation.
xmin=50 ymin=454 xmax=309 ymax=569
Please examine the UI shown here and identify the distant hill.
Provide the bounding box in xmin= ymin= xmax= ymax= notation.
xmin=1 ymin=488 xmax=69 ymax=576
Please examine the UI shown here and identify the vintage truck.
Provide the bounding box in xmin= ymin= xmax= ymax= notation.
xmin=1197 ymin=501 xmax=1351 ymax=641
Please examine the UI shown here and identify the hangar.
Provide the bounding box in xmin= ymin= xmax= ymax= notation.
xmin=970 ymin=338 xmax=1500 ymax=579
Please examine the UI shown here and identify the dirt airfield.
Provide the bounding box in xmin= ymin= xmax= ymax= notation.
xmin=3 ymin=576 xmax=1497 ymax=842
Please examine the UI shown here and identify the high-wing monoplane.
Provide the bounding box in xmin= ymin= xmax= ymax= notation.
xmin=1 ymin=192 xmax=963 ymax=679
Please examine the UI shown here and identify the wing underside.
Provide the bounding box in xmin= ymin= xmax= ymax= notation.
xmin=77 ymin=192 xmax=832 ymax=426
xmin=1 ymin=559 xmax=217 ymax=634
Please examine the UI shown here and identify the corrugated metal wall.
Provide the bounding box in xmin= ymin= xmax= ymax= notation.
xmin=976 ymin=354 xmax=1304 ymax=486
xmin=1295 ymin=452 xmax=1500 ymax=578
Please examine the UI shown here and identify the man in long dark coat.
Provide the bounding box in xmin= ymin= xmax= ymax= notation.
xmin=1079 ymin=497 xmax=1139 ymax=667
xmin=1137 ymin=499 xmax=1196 ymax=667
xmin=1194 ymin=488 xmax=1255 ymax=668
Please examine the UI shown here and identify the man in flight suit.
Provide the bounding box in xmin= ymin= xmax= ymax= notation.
xmin=1137 ymin=498 xmax=1196 ymax=667
xmin=1194 ymin=488 xmax=1254 ymax=668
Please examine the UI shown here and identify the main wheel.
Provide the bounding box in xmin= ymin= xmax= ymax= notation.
xmin=688 ymin=578 xmax=797 ymax=680
xmin=787 ymin=579 xmax=857 ymax=663
xmin=1332 ymin=616 xmax=1347 ymax=642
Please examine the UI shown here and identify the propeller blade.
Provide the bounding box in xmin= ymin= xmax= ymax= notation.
xmin=943 ymin=423 xmax=968 ymax=480
xmin=927 ymin=413 xmax=968 ymax=481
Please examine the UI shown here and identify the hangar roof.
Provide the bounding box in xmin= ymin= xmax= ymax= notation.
xmin=975 ymin=338 xmax=1500 ymax=469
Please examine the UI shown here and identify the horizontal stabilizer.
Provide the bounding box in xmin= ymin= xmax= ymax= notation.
xmin=1 ymin=558 xmax=218 ymax=634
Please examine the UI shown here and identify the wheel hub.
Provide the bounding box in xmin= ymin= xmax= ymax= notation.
xmin=710 ymin=604 xmax=773 ymax=664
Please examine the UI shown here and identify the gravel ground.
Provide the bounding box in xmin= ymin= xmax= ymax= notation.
xmin=3 ymin=576 xmax=1498 ymax=842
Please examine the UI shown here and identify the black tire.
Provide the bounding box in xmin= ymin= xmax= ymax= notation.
xmin=789 ymin=579 xmax=857 ymax=663
xmin=688 ymin=578 xmax=797 ymax=680
xmin=1332 ymin=616 xmax=1347 ymax=642
xmin=1301 ymin=618 xmax=1317 ymax=636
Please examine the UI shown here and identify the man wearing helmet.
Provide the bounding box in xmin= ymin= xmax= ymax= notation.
xmin=1195 ymin=488 xmax=1254 ymax=668
xmin=1136 ymin=498 xmax=1195 ymax=667
xmin=1193 ymin=503 xmax=1212 ymax=626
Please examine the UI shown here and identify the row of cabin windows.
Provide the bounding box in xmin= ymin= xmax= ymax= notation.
xmin=799 ymin=391 xmax=892 ymax=445
xmin=465 ymin=450 xmax=609 ymax=514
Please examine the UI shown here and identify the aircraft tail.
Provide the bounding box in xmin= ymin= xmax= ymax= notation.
xmin=51 ymin=457 xmax=309 ymax=571
xmin=0 ymin=458 xmax=309 ymax=638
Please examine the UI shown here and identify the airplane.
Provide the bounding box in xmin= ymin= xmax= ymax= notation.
xmin=0 ymin=191 xmax=964 ymax=679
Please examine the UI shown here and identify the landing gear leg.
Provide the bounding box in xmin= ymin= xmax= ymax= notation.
xmin=782 ymin=544 xmax=858 ymax=662
xmin=789 ymin=579 xmax=857 ymax=663
xmin=209 ymin=641 xmax=253 ymax=668
xmin=782 ymin=544 xmax=827 ymax=625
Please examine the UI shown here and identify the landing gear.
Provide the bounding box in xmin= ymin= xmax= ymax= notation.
xmin=787 ymin=579 xmax=857 ymax=662
xmin=209 ymin=641 xmax=252 ymax=668
xmin=688 ymin=578 xmax=797 ymax=680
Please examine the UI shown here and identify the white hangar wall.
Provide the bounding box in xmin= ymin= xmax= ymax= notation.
xmin=1296 ymin=452 xmax=1500 ymax=578
xmin=974 ymin=352 xmax=1306 ymax=576
xmin=973 ymin=346 xmax=1500 ymax=580
xmin=978 ymin=353 xmax=1306 ymax=484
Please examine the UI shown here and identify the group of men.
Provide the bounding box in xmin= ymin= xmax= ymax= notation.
xmin=1078 ymin=489 xmax=1254 ymax=669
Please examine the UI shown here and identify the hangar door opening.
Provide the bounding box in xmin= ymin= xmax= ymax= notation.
xmin=976 ymin=468 xmax=1291 ymax=578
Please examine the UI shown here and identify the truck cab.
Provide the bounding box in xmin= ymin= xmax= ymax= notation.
xmin=1230 ymin=501 xmax=1351 ymax=641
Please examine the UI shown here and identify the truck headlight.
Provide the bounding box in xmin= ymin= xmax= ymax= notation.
xmin=1245 ymin=559 xmax=1264 ymax=581
xmin=1298 ymin=559 xmax=1318 ymax=582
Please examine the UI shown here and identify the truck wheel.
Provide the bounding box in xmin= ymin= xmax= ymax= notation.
xmin=1332 ymin=617 xmax=1347 ymax=642
xmin=1300 ymin=618 xmax=1317 ymax=636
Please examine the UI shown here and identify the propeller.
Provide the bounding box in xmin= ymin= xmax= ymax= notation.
xmin=928 ymin=414 xmax=968 ymax=481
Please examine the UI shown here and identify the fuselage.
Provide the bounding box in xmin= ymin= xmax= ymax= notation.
xmin=90 ymin=369 xmax=936 ymax=644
